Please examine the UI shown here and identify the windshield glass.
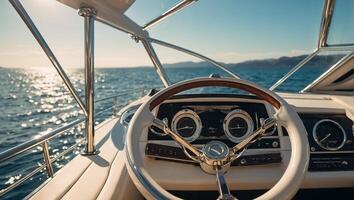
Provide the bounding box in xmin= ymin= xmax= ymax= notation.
xmin=274 ymin=50 xmax=352 ymax=93
xmin=126 ymin=0 xmax=180 ymax=26
xmin=327 ymin=0 xmax=354 ymax=45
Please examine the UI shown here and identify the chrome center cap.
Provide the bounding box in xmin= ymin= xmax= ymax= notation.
xmin=203 ymin=141 xmax=229 ymax=160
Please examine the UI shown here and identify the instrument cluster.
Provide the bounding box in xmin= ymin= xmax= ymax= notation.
xmin=160 ymin=108 xmax=258 ymax=143
xmin=148 ymin=100 xmax=278 ymax=146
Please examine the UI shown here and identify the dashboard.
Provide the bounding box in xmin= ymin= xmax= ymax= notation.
xmin=134 ymin=94 xmax=354 ymax=172
xmin=121 ymin=94 xmax=354 ymax=191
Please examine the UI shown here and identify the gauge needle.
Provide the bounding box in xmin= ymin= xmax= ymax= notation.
xmin=320 ymin=133 xmax=331 ymax=143
xmin=229 ymin=126 xmax=245 ymax=130
xmin=177 ymin=126 xmax=194 ymax=130
xmin=211 ymin=148 xmax=222 ymax=155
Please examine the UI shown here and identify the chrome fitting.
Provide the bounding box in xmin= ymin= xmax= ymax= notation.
xmin=81 ymin=149 xmax=100 ymax=156
xmin=78 ymin=7 xmax=97 ymax=17
xmin=131 ymin=35 xmax=140 ymax=43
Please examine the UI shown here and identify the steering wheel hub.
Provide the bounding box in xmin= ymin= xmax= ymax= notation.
xmin=203 ymin=141 xmax=229 ymax=160
xmin=201 ymin=141 xmax=231 ymax=174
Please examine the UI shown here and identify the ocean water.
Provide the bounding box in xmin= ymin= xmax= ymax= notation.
xmin=0 ymin=65 xmax=319 ymax=199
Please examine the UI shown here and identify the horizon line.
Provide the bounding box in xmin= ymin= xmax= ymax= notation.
xmin=0 ymin=53 xmax=310 ymax=69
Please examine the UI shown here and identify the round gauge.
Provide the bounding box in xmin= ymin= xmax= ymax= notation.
xmin=223 ymin=109 xmax=254 ymax=143
xmin=171 ymin=109 xmax=202 ymax=142
xmin=312 ymin=119 xmax=346 ymax=151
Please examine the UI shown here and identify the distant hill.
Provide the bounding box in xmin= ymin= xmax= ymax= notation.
xmin=230 ymin=55 xmax=308 ymax=68
xmin=162 ymin=54 xmax=344 ymax=69
xmin=0 ymin=54 xmax=344 ymax=69
xmin=163 ymin=61 xmax=211 ymax=68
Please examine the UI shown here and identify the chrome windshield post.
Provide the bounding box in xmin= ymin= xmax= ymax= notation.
xmin=79 ymin=7 xmax=99 ymax=155
xmin=141 ymin=39 xmax=171 ymax=87
xmin=269 ymin=0 xmax=336 ymax=91
xmin=318 ymin=0 xmax=335 ymax=48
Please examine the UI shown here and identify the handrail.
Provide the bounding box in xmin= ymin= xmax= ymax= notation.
xmin=0 ymin=89 xmax=144 ymax=163
xmin=0 ymin=137 xmax=86 ymax=197
xmin=0 ymin=163 xmax=48 ymax=196
xmin=96 ymin=93 xmax=130 ymax=103
xmin=0 ymin=117 xmax=85 ymax=163
xmin=0 ymin=89 xmax=145 ymax=198
xmin=95 ymin=87 xmax=148 ymax=103
xmin=95 ymin=104 xmax=117 ymax=117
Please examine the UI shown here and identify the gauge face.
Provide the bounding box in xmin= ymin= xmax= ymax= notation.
xmin=227 ymin=117 xmax=249 ymax=138
xmin=172 ymin=109 xmax=202 ymax=142
xmin=175 ymin=117 xmax=197 ymax=138
xmin=223 ymin=109 xmax=254 ymax=143
xmin=313 ymin=119 xmax=346 ymax=151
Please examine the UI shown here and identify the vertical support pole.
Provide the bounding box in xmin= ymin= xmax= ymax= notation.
xmin=113 ymin=96 xmax=117 ymax=116
xmin=318 ymin=0 xmax=335 ymax=48
xmin=42 ymin=141 xmax=54 ymax=177
xmin=79 ymin=7 xmax=99 ymax=155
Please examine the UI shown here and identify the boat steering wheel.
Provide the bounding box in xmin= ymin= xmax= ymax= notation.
xmin=125 ymin=77 xmax=309 ymax=200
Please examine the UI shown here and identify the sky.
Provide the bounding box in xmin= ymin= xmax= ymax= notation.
xmin=0 ymin=0 xmax=352 ymax=68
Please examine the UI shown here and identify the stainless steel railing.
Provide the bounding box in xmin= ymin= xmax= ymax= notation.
xmin=142 ymin=0 xmax=197 ymax=30
xmin=0 ymin=88 xmax=146 ymax=198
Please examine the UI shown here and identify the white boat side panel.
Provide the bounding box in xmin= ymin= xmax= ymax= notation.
xmin=28 ymin=153 xmax=92 ymax=199
xmin=96 ymin=154 xmax=141 ymax=200
xmin=60 ymin=122 xmax=119 ymax=200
